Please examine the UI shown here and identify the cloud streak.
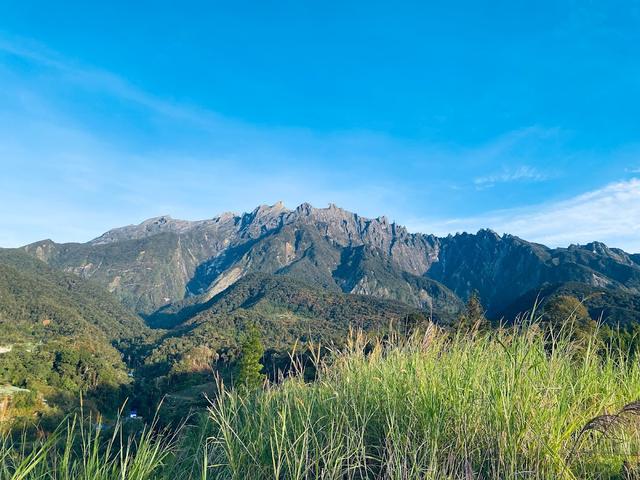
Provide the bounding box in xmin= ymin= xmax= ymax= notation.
xmin=411 ymin=178 xmax=640 ymax=252
xmin=474 ymin=165 xmax=549 ymax=188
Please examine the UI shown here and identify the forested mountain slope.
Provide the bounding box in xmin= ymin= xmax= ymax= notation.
xmin=0 ymin=249 xmax=148 ymax=420
xmin=143 ymin=273 xmax=441 ymax=376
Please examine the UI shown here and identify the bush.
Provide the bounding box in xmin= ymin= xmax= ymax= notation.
xmin=9 ymin=391 xmax=37 ymax=410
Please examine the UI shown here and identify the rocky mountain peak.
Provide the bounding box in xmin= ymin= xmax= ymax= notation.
xmin=252 ymin=202 xmax=289 ymax=217
xmin=238 ymin=202 xmax=290 ymax=237
xmin=584 ymin=241 xmax=609 ymax=254
xmin=90 ymin=215 xmax=204 ymax=245
xmin=214 ymin=211 xmax=239 ymax=223
xmin=149 ymin=215 xmax=171 ymax=224
xmin=295 ymin=202 xmax=314 ymax=216
xmin=578 ymin=241 xmax=637 ymax=265
xmin=476 ymin=228 xmax=502 ymax=241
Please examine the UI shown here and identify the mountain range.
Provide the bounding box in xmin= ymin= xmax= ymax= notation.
xmin=21 ymin=202 xmax=640 ymax=323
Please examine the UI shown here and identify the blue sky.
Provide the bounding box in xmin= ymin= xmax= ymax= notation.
xmin=1 ymin=1 xmax=639 ymax=251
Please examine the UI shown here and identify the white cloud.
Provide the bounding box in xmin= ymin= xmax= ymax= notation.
xmin=474 ymin=165 xmax=549 ymax=187
xmin=410 ymin=178 xmax=640 ymax=252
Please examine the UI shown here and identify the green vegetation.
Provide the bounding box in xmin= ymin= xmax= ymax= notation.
xmin=235 ymin=325 xmax=266 ymax=390
xmin=4 ymin=321 xmax=640 ymax=479
xmin=139 ymin=274 xmax=419 ymax=389
xmin=499 ymin=282 xmax=640 ymax=327
xmin=0 ymin=254 xmax=427 ymax=429
xmin=6 ymin=235 xmax=640 ymax=478
xmin=205 ymin=327 xmax=640 ymax=479
xmin=0 ymin=249 xmax=147 ymax=340
xmin=1 ymin=340 xmax=130 ymax=423
xmin=126 ymin=274 xmax=424 ymax=421
xmin=1 ymin=412 xmax=177 ymax=480
xmin=456 ymin=290 xmax=490 ymax=333
xmin=541 ymin=295 xmax=598 ymax=347
xmin=0 ymin=249 xmax=149 ymax=428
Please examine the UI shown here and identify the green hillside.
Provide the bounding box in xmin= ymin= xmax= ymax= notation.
xmin=0 ymin=249 xmax=147 ymax=341
xmin=143 ymin=273 xmax=428 ymax=380
xmin=0 ymin=249 xmax=149 ymax=426
xmin=499 ymin=281 xmax=640 ymax=326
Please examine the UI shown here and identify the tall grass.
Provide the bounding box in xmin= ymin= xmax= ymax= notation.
xmin=206 ymin=325 xmax=640 ymax=479
xmin=0 ymin=410 xmax=178 ymax=480
xmin=3 ymin=323 xmax=640 ymax=479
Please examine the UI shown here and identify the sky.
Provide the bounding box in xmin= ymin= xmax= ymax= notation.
xmin=0 ymin=1 xmax=639 ymax=252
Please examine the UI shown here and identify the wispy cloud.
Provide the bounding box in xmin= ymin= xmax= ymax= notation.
xmin=0 ymin=36 xmax=227 ymax=128
xmin=474 ymin=165 xmax=549 ymax=188
xmin=409 ymin=178 xmax=640 ymax=252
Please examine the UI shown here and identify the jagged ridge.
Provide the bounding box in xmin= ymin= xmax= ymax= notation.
xmin=22 ymin=202 xmax=640 ymax=320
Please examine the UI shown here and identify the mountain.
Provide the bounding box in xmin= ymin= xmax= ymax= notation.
xmin=22 ymin=203 xmax=640 ymax=323
xmin=428 ymin=233 xmax=640 ymax=315
xmin=8 ymin=202 xmax=640 ymax=422
xmin=23 ymin=203 xmax=455 ymax=316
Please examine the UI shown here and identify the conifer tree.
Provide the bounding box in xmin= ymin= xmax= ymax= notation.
xmin=457 ymin=290 xmax=489 ymax=334
xmin=236 ymin=325 xmax=266 ymax=390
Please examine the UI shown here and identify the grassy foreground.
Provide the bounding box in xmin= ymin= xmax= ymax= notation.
xmin=4 ymin=325 xmax=640 ymax=479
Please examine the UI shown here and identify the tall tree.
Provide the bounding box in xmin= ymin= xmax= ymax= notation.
xmin=236 ymin=325 xmax=266 ymax=390
xmin=457 ymin=291 xmax=489 ymax=334
xmin=542 ymin=295 xmax=596 ymax=346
